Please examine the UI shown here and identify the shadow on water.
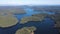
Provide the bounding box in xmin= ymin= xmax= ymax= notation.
xmin=0 ymin=7 xmax=59 ymax=34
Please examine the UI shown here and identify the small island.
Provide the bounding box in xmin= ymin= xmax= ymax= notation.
xmin=20 ymin=13 xmax=47 ymax=24
xmin=15 ymin=26 xmax=36 ymax=34
xmin=0 ymin=15 xmax=18 ymax=27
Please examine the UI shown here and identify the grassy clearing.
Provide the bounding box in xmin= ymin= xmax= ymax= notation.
xmin=15 ymin=26 xmax=36 ymax=34
xmin=0 ymin=15 xmax=18 ymax=27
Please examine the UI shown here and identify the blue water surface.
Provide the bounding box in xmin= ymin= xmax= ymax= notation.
xmin=0 ymin=7 xmax=59 ymax=34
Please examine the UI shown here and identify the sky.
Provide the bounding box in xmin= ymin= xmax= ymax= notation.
xmin=0 ymin=0 xmax=60 ymax=5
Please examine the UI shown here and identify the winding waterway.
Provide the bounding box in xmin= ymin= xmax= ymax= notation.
xmin=0 ymin=7 xmax=59 ymax=34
